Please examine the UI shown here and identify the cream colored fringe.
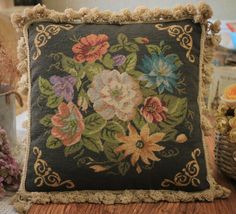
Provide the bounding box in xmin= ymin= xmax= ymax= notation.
xmin=13 ymin=183 xmax=230 ymax=214
xmin=11 ymin=3 xmax=229 ymax=214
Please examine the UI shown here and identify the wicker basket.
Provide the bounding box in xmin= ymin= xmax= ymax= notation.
xmin=215 ymin=131 xmax=236 ymax=180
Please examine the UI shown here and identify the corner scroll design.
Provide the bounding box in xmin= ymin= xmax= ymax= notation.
xmin=161 ymin=148 xmax=201 ymax=187
xmin=155 ymin=24 xmax=195 ymax=63
xmin=33 ymin=146 xmax=75 ymax=189
xmin=33 ymin=24 xmax=74 ymax=60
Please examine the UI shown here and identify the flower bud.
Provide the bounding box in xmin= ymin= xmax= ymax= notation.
xmin=134 ymin=37 xmax=149 ymax=44
xmin=176 ymin=134 xmax=187 ymax=143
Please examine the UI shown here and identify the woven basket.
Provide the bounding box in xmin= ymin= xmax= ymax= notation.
xmin=215 ymin=131 xmax=236 ymax=180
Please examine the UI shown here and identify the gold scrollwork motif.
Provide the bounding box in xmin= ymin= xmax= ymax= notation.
xmin=155 ymin=24 xmax=195 ymax=63
xmin=33 ymin=24 xmax=74 ymax=60
xmin=161 ymin=148 xmax=201 ymax=187
xmin=33 ymin=147 xmax=75 ymax=189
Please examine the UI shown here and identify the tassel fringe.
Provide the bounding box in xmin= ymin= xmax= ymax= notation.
xmin=11 ymin=3 xmax=228 ymax=214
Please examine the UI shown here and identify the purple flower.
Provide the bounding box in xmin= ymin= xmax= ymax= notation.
xmin=0 ymin=127 xmax=21 ymax=197
xmin=50 ymin=75 xmax=76 ymax=102
xmin=113 ymin=55 xmax=126 ymax=66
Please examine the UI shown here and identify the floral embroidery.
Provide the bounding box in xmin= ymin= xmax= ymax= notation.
xmin=38 ymin=30 xmax=193 ymax=177
xmin=87 ymin=69 xmax=143 ymax=121
xmin=140 ymin=96 xmax=168 ymax=123
xmin=51 ymin=102 xmax=85 ymax=146
xmin=50 ymin=75 xmax=76 ymax=102
xmin=72 ymin=34 xmax=109 ymax=63
xmin=116 ymin=124 xmax=165 ymax=170
xmin=134 ymin=37 xmax=149 ymax=44
xmin=139 ymin=53 xmax=183 ymax=93
xmin=112 ymin=55 xmax=126 ymax=66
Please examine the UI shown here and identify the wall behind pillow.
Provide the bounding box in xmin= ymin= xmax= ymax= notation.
xmin=43 ymin=0 xmax=236 ymax=20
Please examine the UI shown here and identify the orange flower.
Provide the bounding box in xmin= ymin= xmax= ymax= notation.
xmin=115 ymin=124 xmax=165 ymax=167
xmin=51 ymin=102 xmax=85 ymax=146
xmin=224 ymin=84 xmax=236 ymax=100
xmin=72 ymin=34 xmax=109 ymax=63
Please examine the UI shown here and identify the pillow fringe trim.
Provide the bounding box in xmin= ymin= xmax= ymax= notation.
xmin=11 ymin=3 xmax=230 ymax=214
xmin=12 ymin=183 xmax=230 ymax=214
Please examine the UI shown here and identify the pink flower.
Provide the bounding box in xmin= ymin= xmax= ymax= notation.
xmin=140 ymin=97 xmax=168 ymax=123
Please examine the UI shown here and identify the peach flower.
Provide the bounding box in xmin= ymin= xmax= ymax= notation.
xmin=72 ymin=34 xmax=109 ymax=63
xmin=51 ymin=102 xmax=85 ymax=146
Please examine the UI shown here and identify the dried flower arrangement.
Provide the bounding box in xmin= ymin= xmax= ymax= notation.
xmin=215 ymin=83 xmax=236 ymax=180
xmin=216 ymin=84 xmax=236 ymax=139
xmin=0 ymin=40 xmax=19 ymax=92
xmin=0 ymin=127 xmax=21 ymax=198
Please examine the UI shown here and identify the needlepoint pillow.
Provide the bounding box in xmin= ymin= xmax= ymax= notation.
xmin=12 ymin=3 xmax=230 ymax=213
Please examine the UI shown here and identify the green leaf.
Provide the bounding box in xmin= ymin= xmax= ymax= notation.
xmin=81 ymin=135 xmax=103 ymax=153
xmin=117 ymin=33 xmax=128 ymax=45
xmin=38 ymin=76 xmax=54 ymax=96
xmin=101 ymin=121 xmax=125 ymax=143
xmin=146 ymin=44 xmax=161 ymax=54
xmin=82 ymin=63 xmax=104 ymax=81
xmin=132 ymin=111 xmax=146 ymax=130
xmin=47 ymin=94 xmax=63 ymax=108
xmin=165 ymin=54 xmax=183 ymax=68
xmin=162 ymin=129 xmax=178 ymax=141
xmin=126 ymin=69 xmax=143 ymax=78
xmin=118 ymin=162 xmax=130 ymax=176
xmin=148 ymin=123 xmax=159 ymax=134
xmin=109 ymin=44 xmax=123 ymax=53
xmin=61 ymin=54 xmax=81 ymax=77
xmin=160 ymin=40 xmax=165 ymax=47
xmin=141 ymin=87 xmax=157 ymax=97
xmin=83 ymin=113 xmax=107 ymax=135
xmin=103 ymin=141 xmax=123 ymax=162
xmin=157 ymin=95 xmax=187 ymax=129
xmin=39 ymin=114 xmax=53 ymax=127
xmin=78 ymin=88 xmax=90 ymax=111
xmin=101 ymin=53 xmax=114 ymax=69
xmin=76 ymin=79 xmax=82 ymax=90
xmin=64 ymin=142 xmax=83 ymax=157
xmin=46 ymin=135 xmax=63 ymax=149
xmin=124 ymin=42 xmax=139 ymax=52
xmin=122 ymin=53 xmax=137 ymax=72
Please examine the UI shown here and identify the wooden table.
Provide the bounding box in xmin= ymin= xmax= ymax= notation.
xmin=28 ymin=134 xmax=236 ymax=214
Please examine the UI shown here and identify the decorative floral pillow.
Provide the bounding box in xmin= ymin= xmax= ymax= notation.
xmin=12 ymin=3 xmax=230 ymax=213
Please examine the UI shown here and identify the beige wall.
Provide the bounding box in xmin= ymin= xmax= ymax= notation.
xmin=43 ymin=0 xmax=235 ymax=20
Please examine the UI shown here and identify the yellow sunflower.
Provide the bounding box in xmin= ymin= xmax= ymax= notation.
xmin=115 ymin=123 xmax=165 ymax=167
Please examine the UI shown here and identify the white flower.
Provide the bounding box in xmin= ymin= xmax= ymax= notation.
xmin=88 ymin=70 xmax=142 ymax=121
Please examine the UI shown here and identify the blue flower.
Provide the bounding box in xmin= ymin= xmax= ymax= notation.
xmin=139 ymin=53 xmax=182 ymax=93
